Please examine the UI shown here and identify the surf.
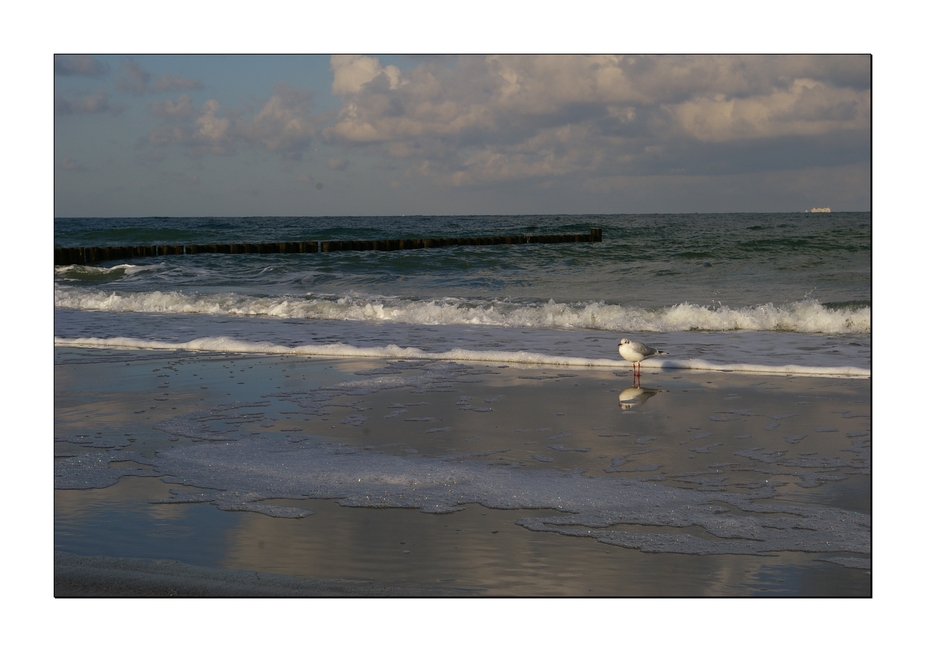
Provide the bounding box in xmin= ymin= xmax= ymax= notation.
xmin=54 ymin=287 xmax=871 ymax=336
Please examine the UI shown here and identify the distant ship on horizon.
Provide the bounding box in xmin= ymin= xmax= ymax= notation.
xmin=807 ymin=207 xmax=832 ymax=213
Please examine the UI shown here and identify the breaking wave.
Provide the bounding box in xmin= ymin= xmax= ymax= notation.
xmin=54 ymin=288 xmax=870 ymax=335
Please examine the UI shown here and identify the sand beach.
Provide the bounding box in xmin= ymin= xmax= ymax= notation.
xmin=54 ymin=345 xmax=870 ymax=596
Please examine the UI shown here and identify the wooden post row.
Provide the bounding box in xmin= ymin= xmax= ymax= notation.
xmin=56 ymin=229 xmax=601 ymax=265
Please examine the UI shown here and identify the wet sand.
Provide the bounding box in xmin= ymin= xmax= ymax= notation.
xmin=54 ymin=346 xmax=871 ymax=596
xmin=54 ymin=551 xmax=459 ymax=596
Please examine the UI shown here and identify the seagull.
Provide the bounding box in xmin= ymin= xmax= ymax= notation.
xmin=618 ymin=338 xmax=667 ymax=377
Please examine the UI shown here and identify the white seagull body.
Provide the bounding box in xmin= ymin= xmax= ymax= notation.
xmin=618 ymin=338 xmax=667 ymax=375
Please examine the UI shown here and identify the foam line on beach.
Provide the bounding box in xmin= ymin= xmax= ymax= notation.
xmin=53 ymin=335 xmax=871 ymax=378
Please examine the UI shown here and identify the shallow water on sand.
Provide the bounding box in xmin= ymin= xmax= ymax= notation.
xmin=54 ymin=347 xmax=870 ymax=596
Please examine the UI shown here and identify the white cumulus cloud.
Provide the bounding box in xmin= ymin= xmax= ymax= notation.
xmin=320 ymin=54 xmax=870 ymax=189
xmin=142 ymin=83 xmax=317 ymax=160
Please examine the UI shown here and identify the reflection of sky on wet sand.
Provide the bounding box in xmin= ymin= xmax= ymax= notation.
xmin=220 ymin=499 xmax=861 ymax=596
xmin=55 ymin=477 xmax=240 ymax=568
xmin=55 ymin=348 xmax=870 ymax=595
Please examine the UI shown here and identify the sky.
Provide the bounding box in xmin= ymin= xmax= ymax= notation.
xmin=54 ymin=54 xmax=871 ymax=217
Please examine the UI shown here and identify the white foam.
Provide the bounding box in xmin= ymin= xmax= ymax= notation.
xmin=69 ymin=435 xmax=868 ymax=558
xmin=53 ymin=335 xmax=871 ymax=378
xmin=54 ymin=263 xmax=145 ymax=280
xmin=54 ymin=287 xmax=871 ymax=335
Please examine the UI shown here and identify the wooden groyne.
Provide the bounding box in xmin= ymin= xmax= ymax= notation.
xmin=55 ymin=228 xmax=603 ymax=265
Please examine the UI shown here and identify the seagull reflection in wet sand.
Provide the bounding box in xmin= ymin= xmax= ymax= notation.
xmin=618 ymin=385 xmax=665 ymax=410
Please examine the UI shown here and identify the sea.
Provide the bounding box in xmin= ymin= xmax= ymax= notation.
xmin=54 ymin=212 xmax=872 ymax=596
xmin=54 ymin=213 xmax=871 ymax=376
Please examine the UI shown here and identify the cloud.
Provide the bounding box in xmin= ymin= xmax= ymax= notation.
xmin=55 ymin=89 xmax=122 ymax=116
xmin=321 ymin=54 xmax=870 ymax=188
xmin=116 ymin=60 xmax=153 ymax=94
xmin=144 ymin=98 xmax=232 ymax=155
xmin=240 ymin=83 xmax=315 ymax=159
xmin=54 ymin=55 xmax=109 ymax=77
xmin=668 ymin=78 xmax=870 ymax=142
xmin=116 ymin=59 xmax=203 ymax=96
xmin=150 ymin=94 xmax=194 ymax=120
xmin=193 ymin=99 xmax=233 ymax=152
xmin=142 ymin=83 xmax=316 ymax=159
xmin=331 ymin=55 xmax=404 ymax=95
xmin=326 ymin=157 xmax=349 ymax=171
